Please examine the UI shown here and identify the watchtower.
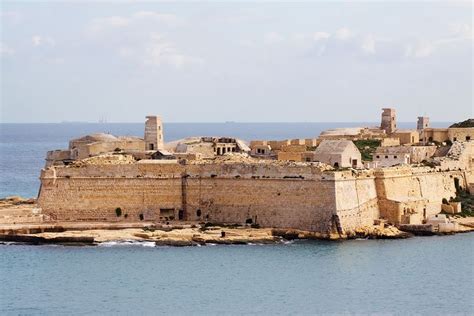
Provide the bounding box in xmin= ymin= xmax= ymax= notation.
xmin=144 ymin=116 xmax=164 ymax=151
xmin=381 ymin=108 xmax=396 ymax=134
xmin=417 ymin=116 xmax=430 ymax=130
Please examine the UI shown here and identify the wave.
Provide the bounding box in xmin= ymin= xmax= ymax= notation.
xmin=98 ymin=240 xmax=156 ymax=247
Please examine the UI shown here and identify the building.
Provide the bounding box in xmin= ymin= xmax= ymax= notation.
xmin=313 ymin=140 xmax=362 ymax=168
xmin=421 ymin=127 xmax=474 ymax=144
xmin=374 ymin=145 xmax=438 ymax=167
xmin=381 ymin=108 xmax=397 ymax=134
xmin=172 ymin=136 xmax=250 ymax=158
xmin=144 ymin=116 xmax=164 ymax=151
xmin=391 ymin=130 xmax=419 ymax=145
xmin=374 ymin=147 xmax=411 ymax=167
xmin=45 ymin=116 xmax=161 ymax=166
xmin=417 ymin=116 xmax=430 ymax=130
xmin=250 ymin=144 xmax=276 ymax=159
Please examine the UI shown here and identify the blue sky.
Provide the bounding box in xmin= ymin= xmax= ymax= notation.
xmin=1 ymin=1 xmax=472 ymax=123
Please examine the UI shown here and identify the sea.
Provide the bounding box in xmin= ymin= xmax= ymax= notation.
xmin=0 ymin=122 xmax=472 ymax=315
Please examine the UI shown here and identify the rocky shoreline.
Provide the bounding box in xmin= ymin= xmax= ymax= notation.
xmin=1 ymin=197 xmax=473 ymax=247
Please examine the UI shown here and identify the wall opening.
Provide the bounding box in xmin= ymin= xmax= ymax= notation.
xmin=352 ymin=159 xmax=358 ymax=168
xmin=178 ymin=210 xmax=184 ymax=220
xmin=160 ymin=208 xmax=174 ymax=220
xmin=454 ymin=178 xmax=461 ymax=192
xmin=149 ymin=144 xmax=154 ymax=150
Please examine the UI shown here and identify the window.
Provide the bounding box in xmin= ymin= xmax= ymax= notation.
xmin=385 ymin=155 xmax=388 ymax=159
xmin=394 ymin=155 xmax=398 ymax=159
xmin=467 ymin=136 xmax=471 ymax=141
xmin=149 ymin=144 xmax=154 ymax=150
xmin=454 ymin=137 xmax=457 ymax=141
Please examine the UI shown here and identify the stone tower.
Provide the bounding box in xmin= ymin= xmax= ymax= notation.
xmin=144 ymin=116 xmax=164 ymax=151
xmin=417 ymin=116 xmax=430 ymax=130
xmin=381 ymin=108 xmax=396 ymax=134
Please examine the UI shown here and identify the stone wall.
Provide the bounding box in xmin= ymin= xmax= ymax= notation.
xmin=38 ymin=162 xmax=342 ymax=233
xmin=374 ymin=167 xmax=466 ymax=224
xmin=38 ymin=159 xmax=473 ymax=234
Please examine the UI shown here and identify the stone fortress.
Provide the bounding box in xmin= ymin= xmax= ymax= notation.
xmin=37 ymin=109 xmax=474 ymax=238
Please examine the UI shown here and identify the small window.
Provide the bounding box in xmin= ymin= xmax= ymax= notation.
xmin=394 ymin=155 xmax=398 ymax=159
xmin=385 ymin=155 xmax=388 ymax=159
xmin=467 ymin=136 xmax=471 ymax=141
xmin=376 ymin=155 xmax=380 ymax=159
xmin=453 ymin=137 xmax=457 ymax=141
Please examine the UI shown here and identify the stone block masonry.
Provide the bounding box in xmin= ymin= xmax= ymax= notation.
xmin=38 ymin=162 xmax=472 ymax=235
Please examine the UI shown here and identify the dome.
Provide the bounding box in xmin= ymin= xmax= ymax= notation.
xmin=72 ymin=133 xmax=118 ymax=143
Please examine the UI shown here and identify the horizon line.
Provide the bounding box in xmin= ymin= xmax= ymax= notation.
xmin=0 ymin=120 xmax=456 ymax=124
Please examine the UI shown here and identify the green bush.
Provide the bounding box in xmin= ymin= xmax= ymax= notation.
xmin=353 ymin=140 xmax=381 ymax=161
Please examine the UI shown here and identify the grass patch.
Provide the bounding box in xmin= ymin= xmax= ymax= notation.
xmin=353 ymin=140 xmax=381 ymax=161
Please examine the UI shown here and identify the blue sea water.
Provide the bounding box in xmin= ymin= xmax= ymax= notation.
xmin=0 ymin=235 xmax=473 ymax=315
xmin=1 ymin=122 xmax=472 ymax=315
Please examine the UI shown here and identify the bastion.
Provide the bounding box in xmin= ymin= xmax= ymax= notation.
xmin=37 ymin=158 xmax=470 ymax=237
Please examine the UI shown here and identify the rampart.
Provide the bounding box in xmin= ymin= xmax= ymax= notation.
xmin=37 ymin=161 xmax=472 ymax=235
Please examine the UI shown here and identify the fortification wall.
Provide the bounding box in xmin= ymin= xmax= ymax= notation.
xmin=334 ymin=171 xmax=379 ymax=231
xmin=38 ymin=162 xmax=341 ymax=233
xmin=374 ymin=167 xmax=467 ymax=223
xmin=38 ymin=160 xmax=472 ymax=233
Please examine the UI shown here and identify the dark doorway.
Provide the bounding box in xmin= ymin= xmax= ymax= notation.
xmin=352 ymin=159 xmax=358 ymax=168
xmin=178 ymin=210 xmax=184 ymax=220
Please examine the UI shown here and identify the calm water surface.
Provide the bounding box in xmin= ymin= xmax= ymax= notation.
xmin=1 ymin=235 xmax=473 ymax=315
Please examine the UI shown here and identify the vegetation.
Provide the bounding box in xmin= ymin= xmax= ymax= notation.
xmin=451 ymin=190 xmax=474 ymax=217
xmin=115 ymin=207 xmax=122 ymax=217
xmin=353 ymin=139 xmax=381 ymax=161
xmin=449 ymin=119 xmax=474 ymax=128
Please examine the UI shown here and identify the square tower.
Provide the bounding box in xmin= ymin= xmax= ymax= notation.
xmin=417 ymin=116 xmax=430 ymax=130
xmin=144 ymin=116 xmax=164 ymax=150
xmin=381 ymin=108 xmax=396 ymax=134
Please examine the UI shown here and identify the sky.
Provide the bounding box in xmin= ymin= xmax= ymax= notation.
xmin=1 ymin=1 xmax=473 ymax=123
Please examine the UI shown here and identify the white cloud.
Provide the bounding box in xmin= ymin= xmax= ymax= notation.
xmin=142 ymin=33 xmax=203 ymax=68
xmin=264 ymin=32 xmax=284 ymax=44
xmin=32 ymin=35 xmax=55 ymax=47
xmin=87 ymin=11 xmax=181 ymax=34
xmin=313 ymin=32 xmax=331 ymax=41
xmin=1 ymin=11 xmax=23 ymax=24
xmin=88 ymin=16 xmax=130 ymax=33
xmin=131 ymin=11 xmax=181 ymax=27
xmin=450 ymin=23 xmax=473 ymax=39
xmin=335 ymin=27 xmax=353 ymax=40
xmin=361 ymin=35 xmax=376 ymax=54
xmin=404 ymin=40 xmax=434 ymax=58
xmin=0 ymin=42 xmax=15 ymax=56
